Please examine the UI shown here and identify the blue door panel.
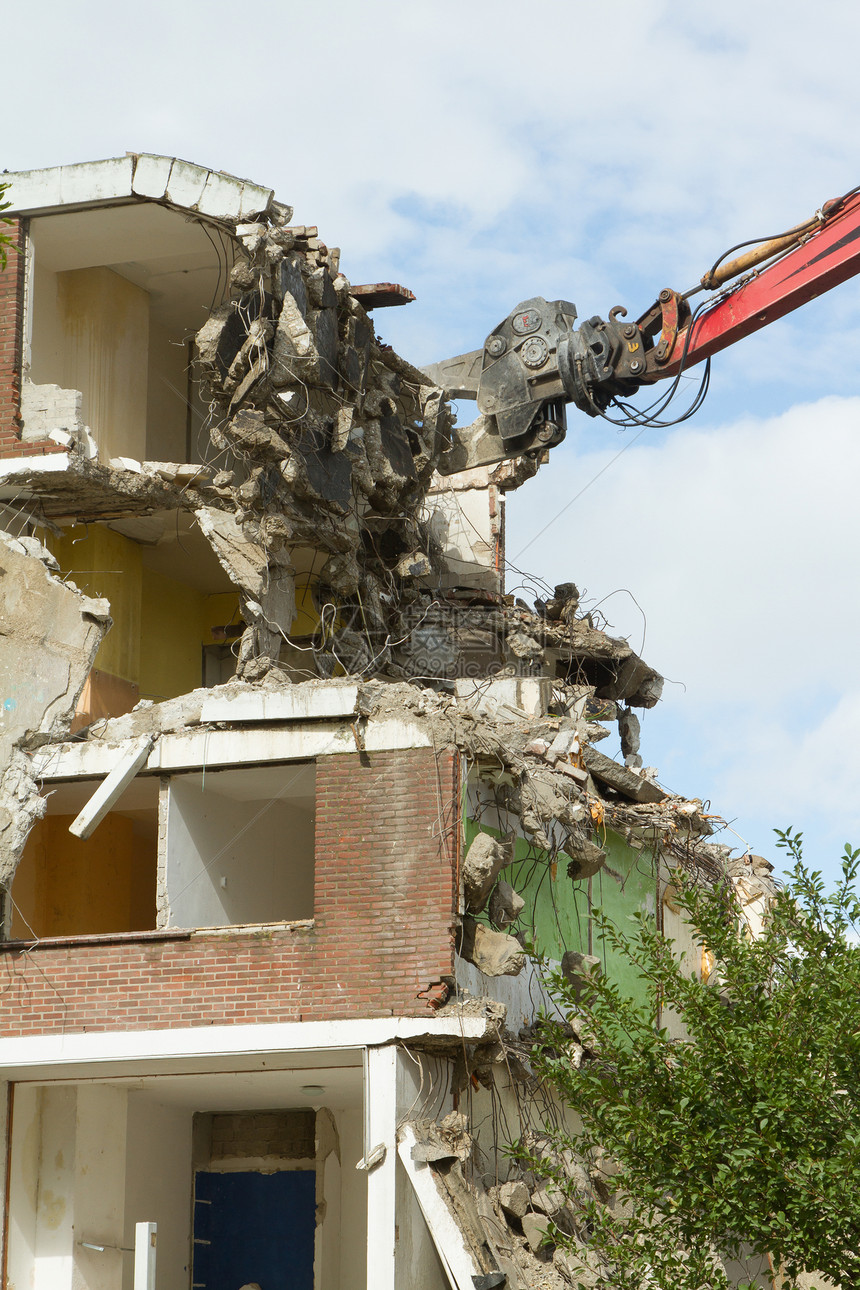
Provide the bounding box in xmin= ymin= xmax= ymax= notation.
xmin=193 ymin=1169 xmax=316 ymax=1290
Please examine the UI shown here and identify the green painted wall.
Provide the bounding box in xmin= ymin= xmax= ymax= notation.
xmin=465 ymin=817 xmax=659 ymax=1007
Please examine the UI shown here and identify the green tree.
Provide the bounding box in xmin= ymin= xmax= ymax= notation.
xmin=527 ymin=832 xmax=860 ymax=1290
xmin=0 ymin=182 xmax=16 ymax=270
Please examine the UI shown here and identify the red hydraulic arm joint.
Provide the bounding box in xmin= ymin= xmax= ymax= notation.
xmin=641 ymin=190 xmax=860 ymax=378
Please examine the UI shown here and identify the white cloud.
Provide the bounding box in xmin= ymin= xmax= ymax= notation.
xmin=505 ymin=396 xmax=860 ymax=870
xmin=507 ymin=396 xmax=860 ymax=705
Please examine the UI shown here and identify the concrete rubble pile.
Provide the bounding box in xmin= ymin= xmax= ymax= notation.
xmin=404 ymin=1113 xmax=617 ymax=1290
xmin=191 ymin=209 xmax=462 ymax=674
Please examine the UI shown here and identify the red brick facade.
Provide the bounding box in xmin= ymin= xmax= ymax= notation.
xmin=0 ymin=217 xmax=65 ymax=460
xmin=0 ymin=748 xmax=461 ymax=1036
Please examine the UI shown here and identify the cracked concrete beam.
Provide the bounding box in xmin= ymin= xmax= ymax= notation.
xmin=581 ymin=745 xmax=666 ymax=804
xmin=194 ymin=507 xmax=296 ymax=673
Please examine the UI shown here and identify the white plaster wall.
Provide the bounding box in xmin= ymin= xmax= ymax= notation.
xmin=32 ymin=1087 xmax=76 ymax=1290
xmin=425 ymin=484 xmax=499 ymax=593
xmin=336 ymin=1107 xmax=366 ymax=1290
xmin=122 ymin=1092 xmax=192 ymax=1290
xmin=73 ymin=1085 xmax=128 ymax=1290
xmin=315 ymin=1111 xmax=342 ymax=1290
xmin=7 ymin=1085 xmax=47 ymax=1290
xmin=165 ymin=773 xmax=314 ymax=928
xmin=28 ymin=261 xmax=149 ymax=463
xmin=6 ymin=1085 xmax=128 ymax=1290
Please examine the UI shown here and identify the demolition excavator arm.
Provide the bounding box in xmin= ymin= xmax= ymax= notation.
xmin=426 ymin=186 xmax=860 ymax=474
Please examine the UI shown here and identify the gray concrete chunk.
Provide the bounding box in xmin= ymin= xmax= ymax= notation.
xmin=499 ymin=1180 xmax=530 ymax=1220
xmin=521 ymin=1212 xmax=554 ymax=1253
xmin=459 ymin=917 xmax=525 ymax=977
xmin=488 ymin=880 xmax=525 ymax=929
xmin=463 ymin=831 xmax=514 ymax=912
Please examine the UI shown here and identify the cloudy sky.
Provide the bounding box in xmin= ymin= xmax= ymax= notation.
xmin=10 ymin=0 xmax=860 ymax=882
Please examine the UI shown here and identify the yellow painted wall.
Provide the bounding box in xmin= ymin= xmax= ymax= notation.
xmin=50 ymin=525 xmax=142 ymax=683
xmin=11 ymin=815 xmax=156 ymax=937
xmin=139 ymin=567 xmax=205 ymax=701
xmin=293 ymin=581 xmax=320 ymax=636
xmin=48 ymin=528 xmax=235 ymax=702
xmin=201 ymin=592 xmax=243 ymax=641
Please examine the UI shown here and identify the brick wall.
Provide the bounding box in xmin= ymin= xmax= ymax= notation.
xmin=0 ymin=748 xmax=461 ymax=1036
xmin=208 ymin=1110 xmax=316 ymax=1161
xmin=0 ymin=218 xmax=65 ymax=461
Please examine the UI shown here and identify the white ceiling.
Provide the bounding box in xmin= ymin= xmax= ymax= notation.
xmin=21 ymin=1062 xmax=363 ymax=1112
xmin=30 ymin=202 xmax=235 ymax=335
xmin=173 ymin=763 xmax=316 ymax=811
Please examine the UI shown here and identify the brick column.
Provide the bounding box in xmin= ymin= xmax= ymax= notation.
xmin=0 ymin=218 xmax=66 ymax=461
xmin=0 ymin=217 xmax=25 ymax=458
xmin=314 ymin=747 xmax=459 ymax=1011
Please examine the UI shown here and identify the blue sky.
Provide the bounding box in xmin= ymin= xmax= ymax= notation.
xmin=11 ymin=0 xmax=860 ymax=883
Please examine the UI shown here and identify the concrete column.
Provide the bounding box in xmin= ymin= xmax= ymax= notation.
xmin=5 ymin=1084 xmax=127 ymax=1290
xmin=74 ymin=1085 xmax=128 ymax=1290
xmin=365 ymin=1046 xmax=397 ymax=1290
xmin=6 ymin=1086 xmax=77 ymax=1290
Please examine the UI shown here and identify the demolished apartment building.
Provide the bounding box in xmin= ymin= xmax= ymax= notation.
xmin=0 ymin=154 xmax=775 ymax=1290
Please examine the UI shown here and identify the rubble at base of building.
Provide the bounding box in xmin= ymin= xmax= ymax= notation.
xmin=404 ymin=1113 xmax=618 ymax=1290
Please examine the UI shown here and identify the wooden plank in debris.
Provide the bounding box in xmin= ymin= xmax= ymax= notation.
xmin=68 ymin=735 xmax=154 ymax=839
xmin=581 ymin=745 xmax=666 ymax=804
xmin=349 ymin=283 xmax=416 ymax=309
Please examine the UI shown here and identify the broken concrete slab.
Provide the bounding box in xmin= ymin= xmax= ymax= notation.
xmin=200 ymin=684 xmax=359 ymax=724
xmin=463 ymin=831 xmax=514 ymax=912
xmin=581 ymin=745 xmax=666 ymax=804
xmin=0 ymin=750 xmax=48 ymax=889
xmin=68 ymin=735 xmax=154 ymax=839
xmin=547 ymin=725 xmax=580 ymax=759
xmin=195 ymin=506 xmax=296 ymax=671
xmin=0 ymin=529 xmax=111 ymax=881
xmin=0 ymin=529 xmax=110 ymax=748
xmin=458 ymin=916 xmax=525 ymax=977
xmin=410 ymin=1112 xmax=473 ymax=1164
